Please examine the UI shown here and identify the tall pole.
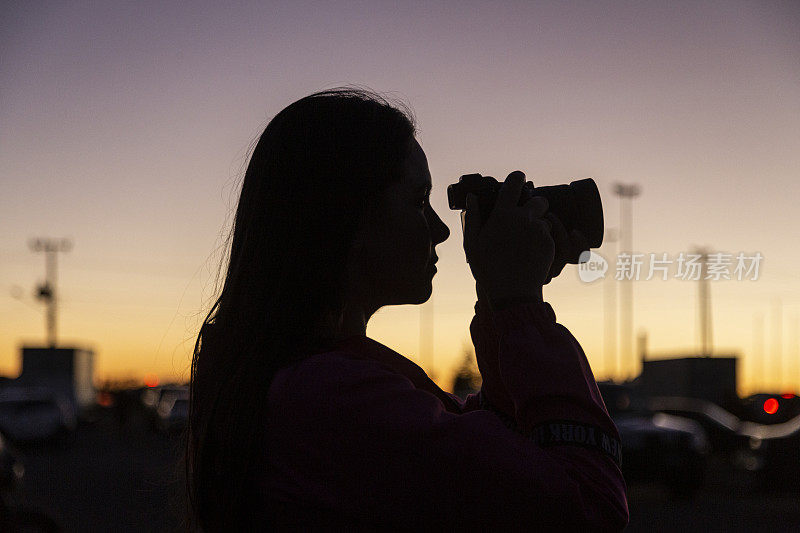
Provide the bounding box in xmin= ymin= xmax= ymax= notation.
xmin=695 ymin=247 xmax=713 ymax=356
xmin=791 ymin=313 xmax=798 ymax=394
xmin=753 ymin=313 xmax=765 ymax=394
xmin=603 ymin=228 xmax=618 ymax=381
xmin=637 ymin=329 xmax=648 ymax=367
xmin=614 ymin=183 xmax=641 ymax=381
xmin=29 ymin=238 xmax=72 ymax=348
xmin=772 ymin=298 xmax=782 ymax=392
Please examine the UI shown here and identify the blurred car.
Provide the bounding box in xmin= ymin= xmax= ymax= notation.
xmin=155 ymin=386 xmax=189 ymax=434
xmin=140 ymin=384 xmax=188 ymax=431
xmin=741 ymin=393 xmax=800 ymax=424
xmin=0 ymin=431 xmax=24 ymax=494
xmin=646 ymin=395 xmax=746 ymax=457
xmin=0 ymin=429 xmax=61 ymax=531
xmin=0 ymin=386 xmax=77 ymax=444
xmin=738 ymin=411 xmax=800 ymax=491
xmin=139 ymin=385 xmax=161 ymax=411
xmin=645 ymin=393 xmax=800 ymax=492
xmin=598 ymin=382 xmax=709 ymax=499
xmin=140 ymin=385 xmax=186 ymax=411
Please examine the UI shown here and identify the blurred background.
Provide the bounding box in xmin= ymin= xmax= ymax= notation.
xmin=1 ymin=1 xmax=798 ymax=530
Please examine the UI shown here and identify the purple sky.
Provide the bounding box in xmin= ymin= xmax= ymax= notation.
xmin=2 ymin=1 xmax=799 ymax=392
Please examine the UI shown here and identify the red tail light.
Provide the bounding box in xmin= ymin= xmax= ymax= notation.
xmin=763 ymin=398 xmax=779 ymax=414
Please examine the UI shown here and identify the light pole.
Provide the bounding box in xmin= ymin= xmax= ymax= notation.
xmin=614 ymin=183 xmax=641 ymax=381
xmin=753 ymin=312 xmax=765 ymax=394
xmin=694 ymin=247 xmax=713 ymax=356
xmin=773 ymin=297 xmax=783 ymax=392
xmin=792 ymin=313 xmax=799 ymax=395
xmin=603 ymin=228 xmax=618 ymax=380
xmin=29 ymin=238 xmax=72 ymax=347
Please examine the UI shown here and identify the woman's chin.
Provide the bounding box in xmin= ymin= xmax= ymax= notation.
xmin=386 ymin=285 xmax=432 ymax=306
xmin=382 ymin=275 xmax=435 ymax=306
xmin=412 ymin=280 xmax=434 ymax=304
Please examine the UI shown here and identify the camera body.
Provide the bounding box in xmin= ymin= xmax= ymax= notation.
xmin=447 ymin=174 xmax=604 ymax=260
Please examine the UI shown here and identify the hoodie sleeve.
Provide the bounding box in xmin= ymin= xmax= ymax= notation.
xmin=481 ymin=299 xmax=619 ymax=434
xmin=463 ymin=298 xmax=516 ymax=419
xmin=264 ymin=300 xmax=629 ymax=531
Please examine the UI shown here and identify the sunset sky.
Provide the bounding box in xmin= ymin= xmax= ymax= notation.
xmin=2 ymin=1 xmax=798 ymax=396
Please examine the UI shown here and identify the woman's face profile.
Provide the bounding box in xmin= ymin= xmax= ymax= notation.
xmin=349 ymin=139 xmax=450 ymax=307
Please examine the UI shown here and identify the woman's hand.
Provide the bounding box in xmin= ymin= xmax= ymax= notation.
xmin=542 ymin=212 xmax=589 ymax=285
xmin=462 ymin=171 xmax=553 ymax=307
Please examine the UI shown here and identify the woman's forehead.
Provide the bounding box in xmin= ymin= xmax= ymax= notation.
xmin=404 ymin=140 xmax=432 ymax=190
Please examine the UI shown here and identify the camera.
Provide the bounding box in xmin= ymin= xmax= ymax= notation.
xmin=447 ymin=174 xmax=604 ymax=261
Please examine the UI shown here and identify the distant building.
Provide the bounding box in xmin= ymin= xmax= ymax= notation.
xmin=18 ymin=346 xmax=95 ymax=410
xmin=639 ymin=355 xmax=738 ymax=408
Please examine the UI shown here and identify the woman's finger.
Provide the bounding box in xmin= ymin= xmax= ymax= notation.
xmin=525 ymin=195 xmax=549 ymax=220
xmin=494 ymin=171 xmax=526 ymax=214
xmin=546 ymin=212 xmax=569 ymax=255
xmin=544 ymin=212 xmax=570 ymax=279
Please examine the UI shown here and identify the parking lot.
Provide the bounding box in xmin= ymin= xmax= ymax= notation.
xmin=4 ymin=405 xmax=799 ymax=531
xmin=5 ymin=408 xmax=185 ymax=531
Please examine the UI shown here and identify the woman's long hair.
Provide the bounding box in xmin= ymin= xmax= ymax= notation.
xmin=185 ymin=88 xmax=417 ymax=530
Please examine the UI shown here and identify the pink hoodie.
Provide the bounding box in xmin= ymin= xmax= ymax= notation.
xmin=261 ymin=300 xmax=629 ymax=530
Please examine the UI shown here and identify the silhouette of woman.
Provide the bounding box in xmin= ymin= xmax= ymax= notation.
xmin=186 ymin=88 xmax=628 ymax=531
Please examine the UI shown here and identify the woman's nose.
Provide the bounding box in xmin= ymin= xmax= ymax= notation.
xmin=430 ymin=209 xmax=450 ymax=245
